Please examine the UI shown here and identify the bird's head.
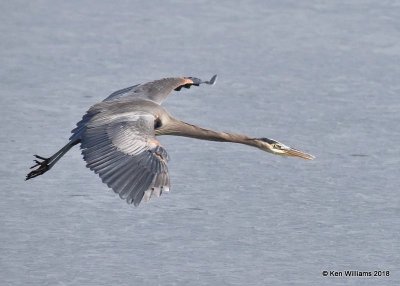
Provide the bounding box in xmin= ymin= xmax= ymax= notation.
xmin=256 ymin=137 xmax=315 ymax=160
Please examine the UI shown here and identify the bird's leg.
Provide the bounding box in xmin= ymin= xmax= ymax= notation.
xmin=26 ymin=155 xmax=52 ymax=180
xmin=26 ymin=140 xmax=80 ymax=181
xmin=26 ymin=149 xmax=66 ymax=180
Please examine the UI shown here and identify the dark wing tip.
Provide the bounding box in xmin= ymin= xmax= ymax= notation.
xmin=208 ymin=74 xmax=217 ymax=85
xmin=174 ymin=74 xmax=218 ymax=91
xmin=258 ymin=137 xmax=279 ymax=144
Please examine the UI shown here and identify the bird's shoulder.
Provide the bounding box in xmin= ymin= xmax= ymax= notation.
xmin=88 ymin=98 xmax=165 ymax=118
xmin=70 ymin=99 xmax=166 ymax=141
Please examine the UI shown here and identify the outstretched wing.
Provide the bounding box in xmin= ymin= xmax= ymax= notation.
xmin=103 ymin=74 xmax=217 ymax=104
xmin=80 ymin=113 xmax=170 ymax=206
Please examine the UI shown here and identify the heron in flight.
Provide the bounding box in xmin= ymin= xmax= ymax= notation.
xmin=26 ymin=75 xmax=314 ymax=206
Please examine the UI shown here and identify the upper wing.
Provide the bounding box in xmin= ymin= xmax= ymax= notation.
xmin=80 ymin=112 xmax=170 ymax=206
xmin=103 ymin=74 xmax=217 ymax=104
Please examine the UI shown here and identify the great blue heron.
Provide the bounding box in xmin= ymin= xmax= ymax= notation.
xmin=26 ymin=75 xmax=314 ymax=206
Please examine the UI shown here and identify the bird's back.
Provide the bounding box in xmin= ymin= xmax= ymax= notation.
xmin=70 ymin=98 xmax=167 ymax=142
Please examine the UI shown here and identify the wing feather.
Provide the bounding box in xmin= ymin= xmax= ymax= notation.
xmin=119 ymin=170 xmax=143 ymax=200
xmin=103 ymin=78 xmax=192 ymax=104
xmin=117 ymin=163 xmax=144 ymax=200
xmin=80 ymin=113 xmax=170 ymax=206
xmin=102 ymin=75 xmax=217 ymax=104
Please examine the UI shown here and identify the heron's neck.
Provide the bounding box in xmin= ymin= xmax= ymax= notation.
xmin=162 ymin=119 xmax=258 ymax=147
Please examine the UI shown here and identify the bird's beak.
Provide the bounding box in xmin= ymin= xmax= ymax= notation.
xmin=282 ymin=147 xmax=315 ymax=160
xmin=258 ymin=138 xmax=315 ymax=160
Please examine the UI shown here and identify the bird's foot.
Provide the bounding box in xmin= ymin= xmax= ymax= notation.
xmin=26 ymin=155 xmax=50 ymax=180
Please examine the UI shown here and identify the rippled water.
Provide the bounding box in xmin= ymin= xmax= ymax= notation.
xmin=1 ymin=1 xmax=399 ymax=285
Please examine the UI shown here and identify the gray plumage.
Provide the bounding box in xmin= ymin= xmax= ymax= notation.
xmin=80 ymin=114 xmax=169 ymax=206
xmin=26 ymin=74 xmax=314 ymax=207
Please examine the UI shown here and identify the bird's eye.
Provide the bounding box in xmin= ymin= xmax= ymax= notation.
xmin=154 ymin=118 xmax=162 ymax=129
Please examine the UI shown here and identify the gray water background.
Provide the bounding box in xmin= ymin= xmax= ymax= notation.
xmin=1 ymin=1 xmax=399 ymax=285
